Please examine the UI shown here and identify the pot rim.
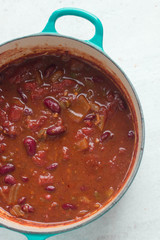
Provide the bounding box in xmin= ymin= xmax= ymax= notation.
xmin=0 ymin=33 xmax=145 ymax=235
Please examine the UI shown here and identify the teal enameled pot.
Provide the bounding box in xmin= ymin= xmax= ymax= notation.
xmin=0 ymin=8 xmax=145 ymax=240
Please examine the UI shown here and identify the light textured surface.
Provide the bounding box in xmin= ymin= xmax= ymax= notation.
xmin=0 ymin=0 xmax=159 ymax=239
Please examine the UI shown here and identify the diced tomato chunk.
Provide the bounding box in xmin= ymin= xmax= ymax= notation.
xmin=0 ymin=95 xmax=5 ymax=104
xmin=52 ymin=79 xmax=75 ymax=94
xmin=38 ymin=173 xmax=54 ymax=185
xmin=32 ymin=150 xmax=46 ymax=167
xmin=75 ymin=127 xmax=92 ymax=140
xmin=85 ymin=154 xmax=103 ymax=171
xmin=61 ymin=79 xmax=76 ymax=87
xmin=0 ymin=134 xmax=4 ymax=142
xmin=0 ymin=143 xmax=6 ymax=154
xmin=52 ymin=82 xmax=64 ymax=93
xmin=31 ymin=87 xmax=49 ymax=100
xmin=9 ymin=66 xmax=30 ymax=84
xmin=9 ymin=105 xmax=23 ymax=122
xmin=27 ymin=116 xmax=47 ymax=132
xmin=75 ymin=129 xmax=84 ymax=140
xmin=75 ymin=138 xmax=89 ymax=151
xmin=0 ymin=109 xmax=7 ymax=124
xmin=4 ymin=102 xmax=10 ymax=111
xmin=24 ymin=81 xmax=37 ymax=91
xmin=3 ymin=120 xmax=18 ymax=137
xmin=3 ymin=124 xmax=18 ymax=138
xmin=84 ymin=120 xmax=93 ymax=128
xmin=62 ymin=146 xmax=70 ymax=160
xmin=81 ymin=127 xmax=93 ymax=136
xmin=2 ymin=120 xmax=12 ymax=128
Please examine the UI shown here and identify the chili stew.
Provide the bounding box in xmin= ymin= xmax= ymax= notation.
xmin=0 ymin=53 xmax=135 ymax=224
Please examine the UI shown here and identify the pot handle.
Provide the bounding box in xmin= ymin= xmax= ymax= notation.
xmin=23 ymin=232 xmax=53 ymax=240
xmin=42 ymin=8 xmax=104 ymax=50
xmin=0 ymin=226 xmax=53 ymax=240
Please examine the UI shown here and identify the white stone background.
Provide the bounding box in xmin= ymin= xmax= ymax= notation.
xmin=0 ymin=0 xmax=159 ymax=239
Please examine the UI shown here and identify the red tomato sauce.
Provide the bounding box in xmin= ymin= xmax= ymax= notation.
xmin=0 ymin=54 xmax=135 ymax=223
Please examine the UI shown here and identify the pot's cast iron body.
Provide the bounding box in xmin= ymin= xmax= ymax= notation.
xmin=0 ymin=8 xmax=144 ymax=240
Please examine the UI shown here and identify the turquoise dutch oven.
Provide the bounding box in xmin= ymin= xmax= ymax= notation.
xmin=0 ymin=8 xmax=144 ymax=240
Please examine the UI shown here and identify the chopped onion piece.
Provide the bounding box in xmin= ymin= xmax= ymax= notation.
xmin=50 ymin=70 xmax=63 ymax=83
xmin=0 ymin=187 xmax=7 ymax=202
xmin=95 ymin=114 xmax=106 ymax=131
xmin=10 ymin=205 xmax=25 ymax=217
xmin=90 ymin=102 xmax=100 ymax=112
xmin=75 ymin=138 xmax=89 ymax=151
xmin=67 ymin=95 xmax=90 ymax=122
xmin=8 ymin=183 xmax=21 ymax=205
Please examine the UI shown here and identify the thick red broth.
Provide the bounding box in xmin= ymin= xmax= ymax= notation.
xmin=0 ymin=53 xmax=135 ymax=223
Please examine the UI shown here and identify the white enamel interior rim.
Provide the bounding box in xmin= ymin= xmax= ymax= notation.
xmin=0 ymin=35 xmax=144 ymax=234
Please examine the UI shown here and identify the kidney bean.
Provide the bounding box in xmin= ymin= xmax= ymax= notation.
xmin=24 ymin=106 xmax=33 ymax=116
xmin=100 ymin=130 xmax=114 ymax=142
xmin=18 ymin=196 xmax=26 ymax=205
xmin=21 ymin=176 xmax=29 ymax=182
xmin=46 ymin=163 xmax=58 ymax=171
xmin=46 ymin=125 xmax=66 ymax=136
xmin=84 ymin=113 xmax=96 ymax=121
xmin=17 ymin=87 xmax=28 ymax=103
xmin=45 ymin=186 xmax=56 ymax=192
xmin=23 ymin=136 xmax=36 ymax=156
xmin=44 ymin=97 xmax=61 ymax=113
xmin=62 ymin=203 xmax=77 ymax=210
xmin=22 ymin=204 xmax=34 ymax=213
xmin=4 ymin=174 xmax=16 ymax=185
xmin=128 ymin=130 xmax=135 ymax=138
xmin=0 ymin=164 xmax=15 ymax=175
